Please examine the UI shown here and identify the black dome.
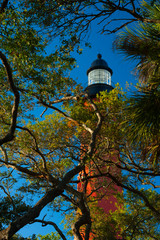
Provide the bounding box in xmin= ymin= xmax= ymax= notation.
xmin=87 ymin=54 xmax=113 ymax=75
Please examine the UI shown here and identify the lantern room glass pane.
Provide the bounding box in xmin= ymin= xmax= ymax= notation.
xmin=88 ymin=69 xmax=111 ymax=86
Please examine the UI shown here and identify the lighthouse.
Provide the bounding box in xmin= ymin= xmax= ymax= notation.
xmin=77 ymin=54 xmax=122 ymax=239
xmin=85 ymin=53 xmax=114 ymax=98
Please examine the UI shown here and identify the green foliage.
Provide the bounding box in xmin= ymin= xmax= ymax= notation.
xmin=11 ymin=234 xmax=37 ymax=240
xmin=111 ymin=190 xmax=160 ymax=239
xmin=114 ymin=1 xmax=160 ymax=88
xmin=87 ymin=188 xmax=160 ymax=240
xmin=114 ymin=1 xmax=160 ymax=165
xmin=124 ymin=88 xmax=160 ymax=140
xmin=0 ymin=196 xmax=29 ymax=229
xmin=0 ymin=1 xmax=77 ymax=130
xmin=37 ymin=233 xmax=61 ymax=240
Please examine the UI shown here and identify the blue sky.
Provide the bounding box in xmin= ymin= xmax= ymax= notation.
xmin=71 ymin=22 xmax=137 ymax=92
xmin=19 ymin=20 xmax=138 ymax=239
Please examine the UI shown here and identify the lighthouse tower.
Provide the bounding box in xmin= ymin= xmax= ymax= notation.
xmin=85 ymin=53 xmax=113 ymax=98
xmin=78 ymin=54 xmax=122 ymax=239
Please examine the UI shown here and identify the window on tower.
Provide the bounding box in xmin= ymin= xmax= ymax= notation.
xmin=88 ymin=69 xmax=111 ymax=86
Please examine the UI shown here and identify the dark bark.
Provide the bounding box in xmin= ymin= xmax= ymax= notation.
xmin=72 ymin=194 xmax=91 ymax=240
xmin=0 ymin=0 xmax=8 ymax=13
xmin=0 ymin=51 xmax=20 ymax=146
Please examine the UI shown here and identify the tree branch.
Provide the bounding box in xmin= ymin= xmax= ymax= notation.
xmin=16 ymin=125 xmax=48 ymax=172
xmin=0 ymin=0 xmax=8 ymax=13
xmin=35 ymin=95 xmax=95 ymax=136
xmin=0 ymin=164 xmax=84 ymax=240
xmin=32 ymin=219 xmax=67 ymax=240
xmin=72 ymin=193 xmax=91 ymax=240
xmin=0 ymin=51 xmax=20 ymax=146
xmin=107 ymin=172 xmax=160 ymax=218
xmin=86 ymin=96 xmax=103 ymax=157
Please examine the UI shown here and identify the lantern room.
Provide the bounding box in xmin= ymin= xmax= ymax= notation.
xmin=85 ymin=54 xmax=113 ymax=98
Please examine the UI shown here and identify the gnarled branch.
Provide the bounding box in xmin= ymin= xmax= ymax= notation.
xmin=32 ymin=219 xmax=67 ymax=240
xmin=0 ymin=51 xmax=20 ymax=146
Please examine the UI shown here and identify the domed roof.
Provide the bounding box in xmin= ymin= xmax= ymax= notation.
xmin=87 ymin=54 xmax=113 ymax=75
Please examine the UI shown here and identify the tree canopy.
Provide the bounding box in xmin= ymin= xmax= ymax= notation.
xmin=0 ymin=0 xmax=160 ymax=240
